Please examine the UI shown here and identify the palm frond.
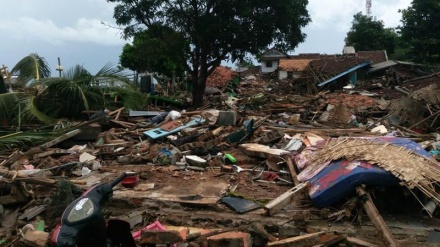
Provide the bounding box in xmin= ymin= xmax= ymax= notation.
xmin=11 ymin=53 xmax=51 ymax=84
xmin=95 ymin=62 xmax=121 ymax=77
xmin=35 ymin=79 xmax=95 ymax=118
xmin=19 ymin=95 xmax=58 ymax=124
xmin=0 ymin=92 xmax=31 ymax=125
xmin=0 ymin=128 xmax=70 ymax=151
xmin=94 ymin=63 xmax=135 ymax=90
xmin=111 ymin=87 xmax=148 ymax=110
xmin=6 ymin=62 xmax=140 ymax=125
xmin=65 ymin=65 xmax=92 ymax=82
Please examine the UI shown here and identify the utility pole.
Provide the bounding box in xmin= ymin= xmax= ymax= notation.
xmin=366 ymin=0 xmax=372 ymax=16
xmin=56 ymin=57 xmax=63 ymax=77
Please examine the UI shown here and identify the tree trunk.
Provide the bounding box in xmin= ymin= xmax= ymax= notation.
xmin=191 ymin=61 xmax=208 ymax=107
xmin=192 ymin=79 xmax=205 ymax=107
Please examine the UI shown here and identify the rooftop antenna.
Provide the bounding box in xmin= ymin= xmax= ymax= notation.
xmin=366 ymin=0 xmax=372 ymax=16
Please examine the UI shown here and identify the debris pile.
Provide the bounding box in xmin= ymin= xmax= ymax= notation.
xmin=1 ymin=59 xmax=440 ymax=247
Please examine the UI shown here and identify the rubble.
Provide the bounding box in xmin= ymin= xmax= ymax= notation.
xmin=1 ymin=59 xmax=440 ymax=247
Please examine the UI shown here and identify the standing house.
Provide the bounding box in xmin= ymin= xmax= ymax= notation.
xmin=278 ymin=59 xmax=313 ymax=80
xmin=260 ymin=48 xmax=288 ymax=73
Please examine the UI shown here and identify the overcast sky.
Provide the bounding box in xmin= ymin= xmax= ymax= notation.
xmin=0 ymin=0 xmax=411 ymax=75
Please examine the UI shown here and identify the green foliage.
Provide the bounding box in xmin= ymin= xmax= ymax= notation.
xmin=0 ymin=129 xmax=60 ymax=150
xmin=109 ymin=0 xmax=311 ymax=106
xmin=236 ymin=57 xmax=255 ymax=68
xmin=0 ymin=58 xmax=140 ymax=126
xmin=30 ymin=64 xmax=135 ymax=119
xmin=11 ymin=53 xmax=51 ymax=85
xmin=346 ymin=12 xmax=398 ymax=55
xmin=398 ymin=0 xmax=440 ymax=64
xmin=0 ymin=93 xmax=23 ymax=125
xmin=111 ymin=87 xmax=148 ymax=110
xmin=120 ymin=24 xmax=188 ymax=79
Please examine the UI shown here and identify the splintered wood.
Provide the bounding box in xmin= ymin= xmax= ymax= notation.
xmin=309 ymin=138 xmax=440 ymax=205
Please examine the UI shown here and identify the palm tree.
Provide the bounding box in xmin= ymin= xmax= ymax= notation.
xmin=0 ymin=54 xmax=147 ymax=128
xmin=11 ymin=53 xmax=51 ymax=86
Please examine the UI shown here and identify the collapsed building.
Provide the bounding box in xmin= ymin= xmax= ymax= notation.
xmin=0 ymin=47 xmax=440 ymax=246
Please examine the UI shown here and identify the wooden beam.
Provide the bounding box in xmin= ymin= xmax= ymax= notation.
xmin=267 ymin=231 xmax=324 ymax=247
xmin=284 ymin=156 xmax=300 ymax=185
xmin=0 ymin=150 xmax=21 ymax=167
xmin=346 ymin=237 xmax=378 ymax=247
xmin=356 ymin=186 xmax=399 ymax=247
xmin=321 ymin=235 xmax=346 ymax=247
xmin=108 ymin=107 xmax=125 ymax=116
xmin=264 ymin=182 xmax=309 ymax=216
xmin=38 ymin=129 xmax=81 ymax=150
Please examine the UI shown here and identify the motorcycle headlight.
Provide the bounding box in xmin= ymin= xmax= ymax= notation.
xmin=66 ymin=198 xmax=95 ymax=223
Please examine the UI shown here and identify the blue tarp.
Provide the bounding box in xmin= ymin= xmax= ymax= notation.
xmin=317 ymin=62 xmax=371 ymax=87
xmin=308 ymin=137 xmax=432 ymax=208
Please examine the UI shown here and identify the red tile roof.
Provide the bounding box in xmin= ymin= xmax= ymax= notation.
xmin=308 ymin=57 xmax=371 ymax=76
xmin=278 ymin=59 xmax=312 ymax=71
xmin=357 ymin=51 xmax=388 ymax=64
xmin=206 ymin=66 xmax=237 ymax=87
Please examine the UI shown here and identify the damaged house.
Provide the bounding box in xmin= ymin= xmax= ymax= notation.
xmin=261 ymin=47 xmax=390 ymax=91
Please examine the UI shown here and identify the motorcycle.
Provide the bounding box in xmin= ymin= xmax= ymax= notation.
xmin=49 ymin=171 xmax=138 ymax=247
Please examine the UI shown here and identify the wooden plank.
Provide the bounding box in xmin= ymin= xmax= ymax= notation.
xmin=14 ymin=177 xmax=57 ymax=187
xmin=356 ymin=186 xmax=399 ymax=247
xmin=320 ymin=235 xmax=346 ymax=247
xmin=38 ymin=129 xmax=81 ymax=150
xmin=264 ymin=182 xmax=309 ymax=216
xmin=113 ymin=179 xmax=228 ymax=205
xmin=239 ymin=143 xmax=289 ymax=158
xmin=284 ymin=156 xmax=300 ymax=185
xmin=0 ymin=150 xmax=21 ymax=167
xmin=346 ymin=237 xmax=378 ymax=247
xmin=34 ymin=149 xmax=71 ymax=159
xmin=267 ymin=231 xmax=324 ymax=247
xmin=115 ymin=107 xmax=124 ymax=120
xmin=108 ymin=107 xmax=125 ymax=116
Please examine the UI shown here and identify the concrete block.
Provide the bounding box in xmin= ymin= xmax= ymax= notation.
xmin=181 ymin=127 xmax=199 ymax=136
xmin=207 ymin=231 xmax=252 ymax=247
xmin=22 ymin=230 xmax=49 ymax=247
xmin=278 ymin=223 xmax=301 ymax=239
xmin=216 ymin=111 xmax=237 ymax=126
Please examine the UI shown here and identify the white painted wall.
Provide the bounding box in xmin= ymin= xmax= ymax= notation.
xmin=261 ymin=60 xmax=278 ymax=73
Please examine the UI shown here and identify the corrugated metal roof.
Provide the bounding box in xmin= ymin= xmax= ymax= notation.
xmin=318 ymin=62 xmax=371 ymax=87
xmin=309 ymin=57 xmax=371 ymax=76
xmin=368 ymin=60 xmax=399 ymax=73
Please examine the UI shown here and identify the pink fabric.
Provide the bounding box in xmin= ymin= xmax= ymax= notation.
xmin=295 ymin=146 xmax=331 ymax=182
xmin=131 ymin=220 xmax=166 ymax=240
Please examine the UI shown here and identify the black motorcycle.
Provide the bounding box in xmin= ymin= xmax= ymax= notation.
xmin=49 ymin=171 xmax=137 ymax=247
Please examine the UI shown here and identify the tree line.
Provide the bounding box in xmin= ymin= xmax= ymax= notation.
xmin=346 ymin=0 xmax=440 ymax=65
